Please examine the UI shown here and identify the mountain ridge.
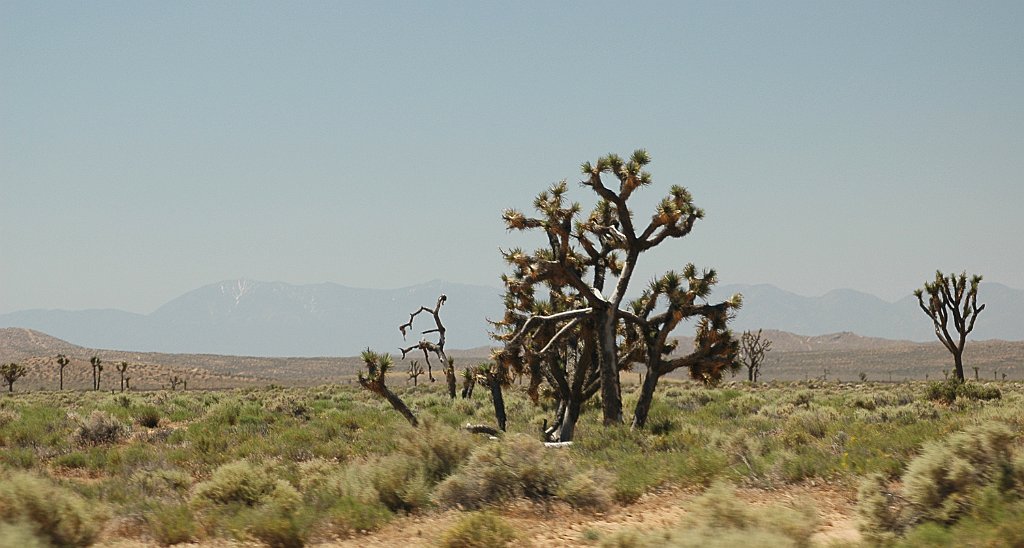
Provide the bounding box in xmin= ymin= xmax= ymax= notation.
xmin=1 ymin=279 xmax=1021 ymax=357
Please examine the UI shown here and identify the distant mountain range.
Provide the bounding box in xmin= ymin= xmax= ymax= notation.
xmin=1 ymin=279 xmax=1021 ymax=357
xmin=711 ymin=283 xmax=1024 ymax=342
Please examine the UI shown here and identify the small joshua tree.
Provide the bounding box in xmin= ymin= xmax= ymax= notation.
xmin=90 ymin=356 xmax=103 ymax=390
xmin=460 ymin=367 xmax=477 ymax=399
xmin=169 ymin=375 xmax=183 ymax=391
xmin=116 ymin=361 xmax=130 ymax=392
xmin=2 ymin=362 xmax=28 ymax=393
xmin=56 ymin=354 xmax=70 ymax=391
xmin=358 ymin=349 xmax=418 ymax=427
xmin=407 ymin=360 xmax=425 ymax=386
xmin=738 ymin=329 xmax=773 ymax=383
xmin=914 ymin=271 xmax=985 ymax=382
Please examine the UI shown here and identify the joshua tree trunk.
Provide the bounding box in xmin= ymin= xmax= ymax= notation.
xmin=381 ymin=387 xmax=418 ymax=427
xmin=444 ymin=361 xmax=457 ymax=399
xmin=597 ymin=308 xmax=623 ymax=425
xmin=488 ymin=379 xmax=507 ymax=432
xmin=632 ymin=366 xmax=662 ymax=430
xmin=557 ymin=398 xmax=583 ymax=442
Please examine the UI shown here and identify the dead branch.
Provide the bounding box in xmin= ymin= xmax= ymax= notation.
xmin=398 ymin=294 xmax=448 ymax=382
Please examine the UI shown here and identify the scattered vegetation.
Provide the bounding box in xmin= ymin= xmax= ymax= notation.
xmin=0 ymin=379 xmax=1021 ymax=545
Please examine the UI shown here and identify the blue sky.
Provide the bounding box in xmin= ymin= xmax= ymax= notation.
xmin=2 ymin=1 xmax=1022 ymax=313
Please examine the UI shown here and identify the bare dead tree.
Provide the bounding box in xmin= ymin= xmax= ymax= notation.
xmin=358 ymin=349 xmax=418 ymax=427
xmin=399 ymin=294 xmax=457 ymax=398
xmin=407 ymin=360 xmax=425 ymax=386
xmin=738 ymin=329 xmax=773 ymax=383
xmin=914 ymin=270 xmax=985 ymax=382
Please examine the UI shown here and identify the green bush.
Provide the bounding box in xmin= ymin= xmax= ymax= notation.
xmin=925 ymin=379 xmax=1001 ymax=404
xmin=192 ymin=459 xmax=277 ymax=507
xmin=0 ymin=470 xmax=104 ymax=547
xmin=438 ymin=511 xmax=518 ymax=548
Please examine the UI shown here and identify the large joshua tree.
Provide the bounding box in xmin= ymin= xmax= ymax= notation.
xmin=914 ymin=270 xmax=985 ymax=382
xmin=494 ymin=150 xmax=737 ymax=436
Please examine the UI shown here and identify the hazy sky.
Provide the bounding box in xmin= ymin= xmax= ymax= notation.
xmin=2 ymin=1 xmax=1022 ymax=314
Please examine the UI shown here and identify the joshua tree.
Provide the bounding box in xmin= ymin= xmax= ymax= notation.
xmin=56 ymin=354 xmax=70 ymax=391
xmin=474 ymin=362 xmax=510 ymax=432
xmin=358 ymin=349 xmax=418 ymax=427
xmin=494 ymin=150 xmax=736 ymax=435
xmin=460 ymin=367 xmax=477 ymax=399
xmin=399 ymin=294 xmax=457 ymax=398
xmin=116 ymin=361 xmax=130 ymax=392
xmin=89 ymin=356 xmax=103 ymax=390
xmin=407 ymin=360 xmax=425 ymax=386
xmin=622 ymin=268 xmax=740 ymax=429
xmin=738 ymin=329 xmax=773 ymax=382
xmin=169 ymin=375 xmax=183 ymax=391
xmin=914 ymin=271 xmax=985 ymax=382
xmin=2 ymin=362 xmax=28 ymax=392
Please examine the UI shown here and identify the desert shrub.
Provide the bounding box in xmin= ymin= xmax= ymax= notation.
xmin=74 ymin=410 xmax=128 ymax=445
xmin=301 ymin=460 xmax=393 ymax=533
xmin=435 ymin=434 xmax=572 ymax=508
xmin=857 ymin=422 xmax=1023 ymax=543
xmin=395 ymin=420 xmax=473 ymax=482
xmin=856 ymin=474 xmax=902 ymax=544
xmin=784 ymin=406 xmax=839 ymax=439
xmin=134 ymin=405 xmax=162 ymax=428
xmin=602 ymin=482 xmax=816 ymax=547
xmin=192 ymin=460 xmax=308 ymax=546
xmin=0 ymin=407 xmax=20 ymax=428
xmin=0 ymin=469 xmax=104 ymax=547
xmin=133 ymin=468 xmax=192 ymax=498
xmin=555 ymin=469 xmax=614 ymax=512
xmin=192 ymin=459 xmax=277 ymax=507
xmin=0 ymin=521 xmax=46 ymax=548
xmin=902 ymin=423 xmax=1016 ymax=523
xmin=369 ymin=453 xmax=432 ymax=512
xmin=142 ymin=501 xmax=198 ymax=545
xmin=438 ymin=511 xmax=517 ymax=548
